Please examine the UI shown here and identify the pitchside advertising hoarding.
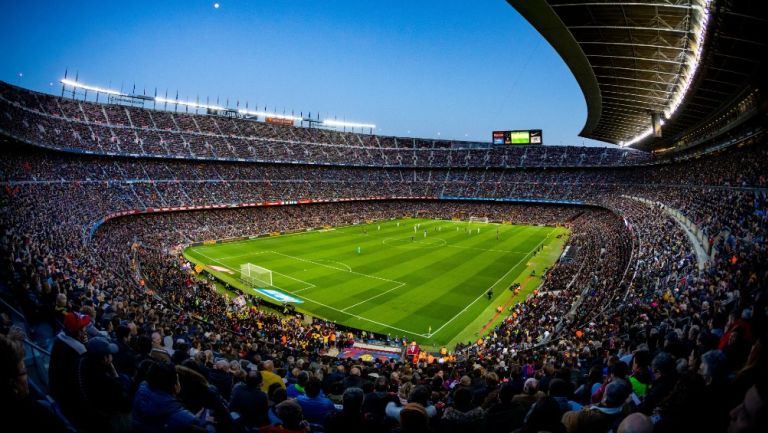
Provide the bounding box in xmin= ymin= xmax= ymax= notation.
xmin=492 ymin=129 xmax=543 ymax=145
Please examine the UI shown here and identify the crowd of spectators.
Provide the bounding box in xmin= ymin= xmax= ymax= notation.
xmin=0 ymin=81 xmax=651 ymax=168
xmin=0 ymin=81 xmax=766 ymax=432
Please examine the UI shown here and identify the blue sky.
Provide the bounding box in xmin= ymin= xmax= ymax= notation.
xmin=0 ymin=0 xmax=609 ymax=146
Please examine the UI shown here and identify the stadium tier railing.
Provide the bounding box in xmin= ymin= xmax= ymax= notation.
xmin=627 ymin=195 xmax=711 ymax=257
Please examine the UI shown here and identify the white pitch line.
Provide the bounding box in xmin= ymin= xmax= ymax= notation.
xmin=195 ymin=251 xmax=316 ymax=290
xmin=219 ymin=250 xmax=356 ymax=280
xmin=298 ymin=292 xmax=428 ymax=338
xmin=269 ymin=251 xmax=410 ymax=313
xmin=428 ymin=233 xmax=551 ymax=338
xmin=217 ymin=250 xmax=272 ymax=260
xmin=340 ymin=282 xmax=407 ymax=312
xmin=276 ymin=273 xmax=316 ymax=288
xmin=291 ymin=286 xmax=315 ymax=295
xmin=308 ymin=258 xmax=353 ymax=272
xmin=192 ymin=250 xmax=427 ymax=337
xmin=269 ymin=251 xmax=404 ymax=284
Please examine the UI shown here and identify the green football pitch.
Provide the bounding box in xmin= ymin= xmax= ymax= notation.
xmin=183 ymin=218 xmax=569 ymax=348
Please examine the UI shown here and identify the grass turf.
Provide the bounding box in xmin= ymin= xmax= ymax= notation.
xmin=183 ymin=218 xmax=568 ymax=348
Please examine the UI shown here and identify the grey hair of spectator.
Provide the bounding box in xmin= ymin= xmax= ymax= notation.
xmin=652 ymin=352 xmax=676 ymax=377
xmin=603 ymin=378 xmax=631 ymax=407
xmin=523 ymin=378 xmax=539 ymax=395
xmin=700 ymin=350 xmax=728 ymax=385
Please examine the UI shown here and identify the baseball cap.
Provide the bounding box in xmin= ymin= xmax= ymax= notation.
xmin=64 ymin=312 xmax=91 ymax=334
xmin=87 ymin=336 xmax=118 ymax=357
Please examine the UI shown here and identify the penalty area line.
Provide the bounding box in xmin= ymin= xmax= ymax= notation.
xmin=194 ymin=251 xmax=316 ymax=291
xmin=192 ymin=252 xmax=426 ymax=337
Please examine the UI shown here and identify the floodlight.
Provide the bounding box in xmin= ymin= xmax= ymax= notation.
xmin=322 ymin=119 xmax=376 ymax=129
xmin=237 ymin=109 xmax=301 ymax=121
xmin=60 ymin=79 xmax=126 ymax=96
xmin=155 ymin=96 xmax=224 ymax=111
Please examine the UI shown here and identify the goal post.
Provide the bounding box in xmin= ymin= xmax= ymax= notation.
xmin=240 ymin=263 xmax=273 ymax=287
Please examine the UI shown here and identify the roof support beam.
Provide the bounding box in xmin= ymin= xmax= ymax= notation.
xmin=552 ymin=2 xmax=691 ymax=9
xmin=591 ymin=65 xmax=679 ymax=76
xmin=579 ymin=41 xmax=690 ymax=51
xmin=595 ymin=74 xmax=676 ymax=86
xmin=594 ymin=122 xmax=646 ymax=132
xmin=602 ymin=90 xmax=670 ymax=102
xmin=601 ymin=102 xmax=654 ymax=114
xmin=603 ymin=96 xmax=666 ymax=109
xmin=569 ymin=25 xmax=692 ymax=34
xmin=600 ymin=82 xmax=673 ymax=94
xmin=586 ymin=54 xmax=685 ymax=65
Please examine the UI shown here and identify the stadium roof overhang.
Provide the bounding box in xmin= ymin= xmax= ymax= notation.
xmin=508 ymin=0 xmax=768 ymax=151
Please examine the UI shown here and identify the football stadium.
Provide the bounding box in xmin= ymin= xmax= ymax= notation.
xmin=0 ymin=1 xmax=766 ymax=433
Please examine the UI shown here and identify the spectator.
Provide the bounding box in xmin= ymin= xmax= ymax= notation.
xmin=287 ymin=370 xmax=309 ymax=398
xmin=296 ymin=376 xmax=335 ymax=425
xmin=131 ymin=361 xmax=208 ymax=433
xmin=638 ymin=352 xmax=676 ymax=415
xmin=76 ymin=336 xmax=131 ymax=433
xmin=175 ymin=365 xmax=233 ymax=433
xmin=561 ymin=378 xmax=631 ymax=433
xmin=49 ymin=311 xmax=91 ymax=423
xmin=260 ymin=360 xmax=285 ymax=393
xmin=484 ymin=382 xmax=526 ymax=432
xmin=267 ymin=385 xmax=288 ymax=425
xmin=617 ymin=412 xmax=653 ymax=433
xmin=260 ymin=400 xmax=309 ymax=433
xmin=386 ymin=384 xmax=438 ymax=421
xmin=149 ymin=331 xmax=171 ymax=363
xmin=0 ymin=334 xmax=72 ymax=433
xmin=397 ymin=402 xmax=431 ymax=433
xmin=324 ymin=387 xmax=369 ymax=433
xmin=728 ymin=375 xmax=767 ymax=433
xmin=439 ymin=386 xmax=485 ymax=433
xmin=512 ymin=378 xmax=541 ymax=411
xmin=515 ymin=396 xmax=566 ymax=433
xmin=229 ymin=370 xmax=270 ymax=429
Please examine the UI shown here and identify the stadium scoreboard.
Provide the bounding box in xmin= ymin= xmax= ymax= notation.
xmin=492 ymin=129 xmax=543 ymax=145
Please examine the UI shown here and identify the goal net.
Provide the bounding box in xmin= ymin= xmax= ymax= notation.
xmin=240 ymin=263 xmax=272 ymax=287
xmin=468 ymin=216 xmax=490 ymax=224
